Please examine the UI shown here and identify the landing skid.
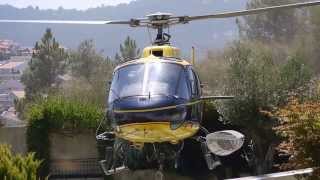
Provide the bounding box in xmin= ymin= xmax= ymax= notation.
xmin=97 ymin=132 xmax=128 ymax=175
xmin=96 ymin=129 xmax=252 ymax=178
xmin=99 ymin=161 xmax=128 ymax=175
xmin=154 ymin=170 xmax=164 ymax=180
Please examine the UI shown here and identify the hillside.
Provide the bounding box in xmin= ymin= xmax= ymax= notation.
xmin=0 ymin=0 xmax=246 ymax=56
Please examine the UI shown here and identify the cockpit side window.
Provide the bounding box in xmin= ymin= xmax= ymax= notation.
xmin=193 ymin=69 xmax=201 ymax=95
xmin=187 ymin=66 xmax=200 ymax=97
xmin=108 ymin=71 xmax=119 ymax=104
xmin=176 ymin=68 xmax=190 ymax=100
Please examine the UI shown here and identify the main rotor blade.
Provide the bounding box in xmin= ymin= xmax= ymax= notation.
xmin=0 ymin=19 xmax=132 ymax=25
xmin=188 ymin=1 xmax=320 ymax=21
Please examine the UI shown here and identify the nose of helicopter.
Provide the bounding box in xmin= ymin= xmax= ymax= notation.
xmin=114 ymin=95 xmax=185 ymax=110
xmin=109 ymin=95 xmax=189 ymax=125
xmin=108 ymin=95 xmax=201 ymax=143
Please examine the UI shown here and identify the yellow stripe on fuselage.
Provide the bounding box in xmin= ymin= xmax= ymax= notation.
xmin=116 ymin=121 xmax=200 ymax=143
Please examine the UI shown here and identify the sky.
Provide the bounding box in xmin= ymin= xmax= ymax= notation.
xmin=0 ymin=0 xmax=135 ymax=10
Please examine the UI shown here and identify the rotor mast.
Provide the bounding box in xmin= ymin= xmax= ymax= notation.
xmin=146 ymin=13 xmax=173 ymax=45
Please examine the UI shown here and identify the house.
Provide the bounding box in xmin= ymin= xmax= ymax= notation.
xmin=0 ymin=79 xmax=25 ymax=93
xmin=0 ymin=107 xmax=25 ymax=127
xmin=10 ymin=91 xmax=25 ymax=100
xmin=0 ymin=44 xmax=10 ymax=54
xmin=0 ymin=79 xmax=25 ymax=112
xmin=0 ymin=61 xmax=26 ymax=73
xmin=0 ymin=40 xmax=19 ymax=55
xmin=0 ymin=93 xmax=14 ymax=111
xmin=0 ymin=59 xmax=28 ymax=80
xmin=17 ymin=47 xmax=33 ymax=56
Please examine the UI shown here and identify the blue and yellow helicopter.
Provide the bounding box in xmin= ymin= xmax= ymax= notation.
xmin=2 ymin=1 xmax=320 ymax=178
xmin=94 ymin=1 xmax=320 ymax=177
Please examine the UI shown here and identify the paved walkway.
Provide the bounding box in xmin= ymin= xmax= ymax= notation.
xmin=228 ymin=168 xmax=313 ymax=180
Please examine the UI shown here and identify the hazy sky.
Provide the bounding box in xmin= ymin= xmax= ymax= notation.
xmin=0 ymin=0 xmax=134 ymax=10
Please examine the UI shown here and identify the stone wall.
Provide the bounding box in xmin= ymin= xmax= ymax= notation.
xmin=50 ymin=130 xmax=99 ymax=160
xmin=49 ymin=130 xmax=102 ymax=177
xmin=0 ymin=127 xmax=27 ymax=154
xmin=0 ymin=127 xmax=99 ymax=159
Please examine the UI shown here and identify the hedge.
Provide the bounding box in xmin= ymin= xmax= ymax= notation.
xmin=25 ymin=96 xmax=104 ymax=177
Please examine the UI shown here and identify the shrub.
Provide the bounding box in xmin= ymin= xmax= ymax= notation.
xmin=25 ymin=96 xmax=104 ymax=177
xmin=198 ymin=40 xmax=314 ymax=173
xmin=0 ymin=144 xmax=41 ymax=180
xmin=275 ymin=99 xmax=320 ymax=178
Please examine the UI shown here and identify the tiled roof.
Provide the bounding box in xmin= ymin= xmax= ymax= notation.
xmin=0 ymin=80 xmax=25 ymax=91
xmin=11 ymin=91 xmax=25 ymax=99
xmin=0 ymin=61 xmax=25 ymax=69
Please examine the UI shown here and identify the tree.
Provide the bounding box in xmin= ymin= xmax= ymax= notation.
xmin=306 ymin=6 xmax=320 ymax=73
xmin=274 ymin=99 xmax=320 ymax=178
xmin=69 ymin=39 xmax=111 ymax=80
xmin=115 ymin=36 xmax=140 ymax=63
xmin=65 ymin=40 xmax=114 ymax=107
xmin=198 ymin=40 xmax=313 ymax=173
xmin=237 ymin=0 xmax=302 ymax=43
xmin=21 ymin=28 xmax=67 ymax=99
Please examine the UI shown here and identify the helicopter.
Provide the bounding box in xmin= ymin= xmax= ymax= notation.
xmin=1 ymin=1 xmax=320 ymax=179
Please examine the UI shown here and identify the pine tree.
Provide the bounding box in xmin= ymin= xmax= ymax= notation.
xmin=69 ymin=39 xmax=109 ymax=81
xmin=21 ymin=28 xmax=68 ymax=99
xmin=65 ymin=39 xmax=114 ymax=107
xmin=115 ymin=36 xmax=140 ymax=63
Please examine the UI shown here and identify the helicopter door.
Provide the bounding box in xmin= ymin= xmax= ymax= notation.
xmin=187 ymin=66 xmax=202 ymax=122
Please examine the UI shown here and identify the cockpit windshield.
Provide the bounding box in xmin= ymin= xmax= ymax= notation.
xmin=108 ymin=62 xmax=190 ymax=103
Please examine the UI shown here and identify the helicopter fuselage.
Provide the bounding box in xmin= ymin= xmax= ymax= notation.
xmin=108 ymin=46 xmax=203 ymax=144
xmin=99 ymin=45 xmax=247 ymax=176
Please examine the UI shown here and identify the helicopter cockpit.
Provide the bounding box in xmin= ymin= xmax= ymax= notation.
xmin=108 ymin=61 xmax=199 ymax=104
xmin=107 ymin=59 xmax=202 ymax=132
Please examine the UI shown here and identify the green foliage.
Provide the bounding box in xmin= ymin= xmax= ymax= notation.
xmin=198 ymin=40 xmax=314 ymax=172
xmin=280 ymin=55 xmax=312 ymax=92
xmin=14 ymin=98 xmax=28 ymax=120
xmin=69 ymin=39 xmax=112 ymax=81
xmin=21 ymin=28 xmax=68 ymax=99
xmin=224 ymin=41 xmax=312 ymax=116
xmin=198 ymin=2 xmax=320 ymax=170
xmin=305 ymin=6 xmax=320 ymax=73
xmin=27 ymin=96 xmax=103 ymax=131
xmin=222 ymin=41 xmax=281 ymax=166
xmin=237 ymin=0 xmax=320 ymax=74
xmin=59 ymin=78 xmax=106 ymax=108
xmin=115 ymin=36 xmax=140 ymax=63
xmin=0 ymin=144 xmax=41 ymax=180
xmin=25 ymin=96 xmax=104 ymax=177
xmin=275 ymin=100 xmax=320 ymax=178
xmin=202 ymin=102 xmax=220 ymax=124
xmin=237 ymin=0 xmax=301 ymax=43
xmin=197 ymin=50 xmax=229 ymax=95
xmin=65 ymin=40 xmax=114 ymax=107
